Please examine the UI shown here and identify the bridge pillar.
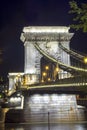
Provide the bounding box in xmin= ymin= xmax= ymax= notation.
xmin=24 ymin=41 xmax=41 ymax=84
xmin=20 ymin=26 xmax=74 ymax=84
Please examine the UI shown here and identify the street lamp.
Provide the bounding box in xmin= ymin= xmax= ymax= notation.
xmin=83 ymin=56 xmax=87 ymax=70
xmin=56 ymin=63 xmax=59 ymax=72
xmin=83 ymin=57 xmax=87 ymax=64
xmin=45 ymin=65 xmax=49 ymax=70
xmin=43 ymin=72 xmax=47 ymax=76
xmin=42 ymin=72 xmax=47 ymax=82
xmin=83 ymin=57 xmax=87 ymax=84
xmin=56 ymin=67 xmax=59 ymax=72
xmin=47 ymin=78 xmax=51 ymax=81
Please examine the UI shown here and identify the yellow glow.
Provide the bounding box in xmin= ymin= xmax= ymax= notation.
xmin=43 ymin=72 xmax=46 ymax=76
xmin=84 ymin=57 xmax=87 ymax=63
xmin=56 ymin=67 xmax=59 ymax=72
xmin=45 ymin=66 xmax=49 ymax=70
xmin=48 ymin=78 xmax=51 ymax=81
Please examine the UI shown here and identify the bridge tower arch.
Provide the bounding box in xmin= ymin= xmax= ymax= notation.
xmin=20 ymin=26 xmax=74 ymax=85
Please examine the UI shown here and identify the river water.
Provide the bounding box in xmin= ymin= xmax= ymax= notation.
xmin=1 ymin=123 xmax=87 ymax=130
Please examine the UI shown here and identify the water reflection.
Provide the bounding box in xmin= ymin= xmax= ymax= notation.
xmin=0 ymin=123 xmax=87 ymax=130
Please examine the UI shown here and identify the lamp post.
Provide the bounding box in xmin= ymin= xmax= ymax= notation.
xmin=42 ymin=65 xmax=51 ymax=82
xmin=83 ymin=57 xmax=87 ymax=84
xmin=42 ymin=72 xmax=47 ymax=82
xmin=43 ymin=72 xmax=47 ymax=77
xmin=83 ymin=57 xmax=87 ymax=64
xmin=48 ymin=112 xmax=50 ymax=130
xmin=45 ymin=65 xmax=50 ymax=81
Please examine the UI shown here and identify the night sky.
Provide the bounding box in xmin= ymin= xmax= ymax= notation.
xmin=0 ymin=0 xmax=87 ymax=79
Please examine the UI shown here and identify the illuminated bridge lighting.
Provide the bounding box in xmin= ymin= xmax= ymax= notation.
xmin=27 ymin=83 xmax=87 ymax=90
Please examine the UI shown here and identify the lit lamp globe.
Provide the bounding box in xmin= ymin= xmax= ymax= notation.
xmin=48 ymin=78 xmax=51 ymax=81
xmin=56 ymin=67 xmax=59 ymax=72
xmin=84 ymin=57 xmax=87 ymax=64
xmin=43 ymin=72 xmax=47 ymax=76
xmin=45 ymin=66 xmax=49 ymax=70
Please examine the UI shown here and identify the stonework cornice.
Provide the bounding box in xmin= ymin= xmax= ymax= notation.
xmin=21 ymin=33 xmax=74 ymax=42
xmin=20 ymin=26 xmax=74 ymax=43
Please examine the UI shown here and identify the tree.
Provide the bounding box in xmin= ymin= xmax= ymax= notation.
xmin=69 ymin=1 xmax=87 ymax=32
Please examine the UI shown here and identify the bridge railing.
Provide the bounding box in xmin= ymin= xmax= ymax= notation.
xmin=29 ymin=75 xmax=87 ymax=86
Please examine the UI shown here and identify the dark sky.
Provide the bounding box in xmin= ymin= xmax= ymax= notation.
xmin=0 ymin=0 xmax=87 ymax=78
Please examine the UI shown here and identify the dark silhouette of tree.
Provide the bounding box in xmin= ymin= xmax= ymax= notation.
xmin=69 ymin=1 xmax=87 ymax=32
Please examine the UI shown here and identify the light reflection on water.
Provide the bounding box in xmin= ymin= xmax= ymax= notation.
xmin=0 ymin=123 xmax=87 ymax=130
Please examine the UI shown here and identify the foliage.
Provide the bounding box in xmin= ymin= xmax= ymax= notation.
xmin=69 ymin=0 xmax=87 ymax=32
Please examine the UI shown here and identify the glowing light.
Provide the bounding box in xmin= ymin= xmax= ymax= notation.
xmin=45 ymin=66 xmax=49 ymax=70
xmin=43 ymin=72 xmax=46 ymax=76
xmin=48 ymin=78 xmax=51 ymax=81
xmin=10 ymin=97 xmax=21 ymax=103
xmin=56 ymin=67 xmax=59 ymax=72
xmin=84 ymin=57 xmax=87 ymax=64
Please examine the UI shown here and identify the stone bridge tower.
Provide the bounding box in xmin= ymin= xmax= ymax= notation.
xmin=20 ymin=26 xmax=73 ymax=85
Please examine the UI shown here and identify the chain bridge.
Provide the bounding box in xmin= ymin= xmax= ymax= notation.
xmin=8 ymin=26 xmax=87 ymax=92
xmin=6 ymin=26 xmax=87 ymax=123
